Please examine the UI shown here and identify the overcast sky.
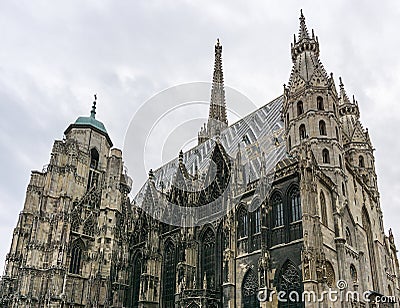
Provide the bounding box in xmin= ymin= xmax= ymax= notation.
xmin=1 ymin=0 xmax=400 ymax=269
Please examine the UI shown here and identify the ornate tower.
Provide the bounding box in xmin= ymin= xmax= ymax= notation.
xmin=338 ymin=78 xmax=378 ymax=194
xmin=198 ymin=39 xmax=228 ymax=144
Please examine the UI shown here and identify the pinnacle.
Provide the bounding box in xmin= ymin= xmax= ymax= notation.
xmin=298 ymin=9 xmax=310 ymax=41
xmin=339 ymin=77 xmax=351 ymax=105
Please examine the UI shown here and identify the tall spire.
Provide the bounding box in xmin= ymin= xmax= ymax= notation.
xmin=298 ymin=9 xmax=310 ymax=41
xmin=339 ymin=77 xmax=351 ymax=105
xmin=208 ymin=38 xmax=228 ymax=134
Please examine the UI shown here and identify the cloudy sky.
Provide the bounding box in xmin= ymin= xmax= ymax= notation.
xmin=1 ymin=0 xmax=400 ymax=268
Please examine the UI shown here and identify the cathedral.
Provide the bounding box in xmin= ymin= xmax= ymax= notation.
xmin=1 ymin=11 xmax=399 ymax=308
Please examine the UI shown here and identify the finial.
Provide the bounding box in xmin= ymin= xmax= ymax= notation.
xmin=179 ymin=150 xmax=184 ymax=164
xmin=216 ymin=38 xmax=220 ymax=46
xmin=90 ymin=94 xmax=97 ymax=118
xmin=298 ymin=9 xmax=309 ymax=40
xmin=148 ymin=169 xmax=154 ymax=181
xmin=339 ymin=77 xmax=344 ymax=87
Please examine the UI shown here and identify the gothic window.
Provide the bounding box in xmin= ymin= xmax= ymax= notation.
xmin=272 ymin=194 xmax=284 ymax=227
xmin=242 ymin=269 xmax=260 ymax=308
xmin=297 ymin=101 xmax=304 ymax=116
xmin=238 ymin=207 xmax=248 ymax=238
xmin=299 ymin=124 xmax=306 ymax=140
xmin=254 ymin=208 xmax=261 ymax=234
xmin=90 ymin=148 xmax=99 ymax=169
xmin=202 ymin=228 xmax=216 ymax=289
xmin=69 ymin=240 xmax=83 ymax=275
xmin=319 ymin=120 xmax=327 ymax=136
xmin=320 ymin=191 xmax=328 ymax=226
xmin=288 ymin=135 xmax=291 ymax=149
xmin=290 ymin=188 xmax=301 ymax=223
xmin=359 ymin=155 xmax=365 ymax=168
xmin=322 ymin=149 xmax=330 ymax=164
xmin=325 ymin=261 xmax=335 ymax=288
xmin=317 ymin=96 xmax=324 ymax=110
xmin=278 ymin=260 xmax=303 ymax=308
xmin=345 ymin=227 xmax=352 ymax=246
xmin=362 ymin=207 xmax=378 ymax=290
xmin=83 ymin=216 xmax=95 ymax=236
xmin=131 ymin=252 xmax=142 ymax=308
xmin=350 ymin=264 xmax=358 ymax=283
xmin=163 ymin=241 xmax=176 ymax=308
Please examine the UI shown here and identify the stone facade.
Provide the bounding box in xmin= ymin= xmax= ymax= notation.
xmin=1 ymin=11 xmax=399 ymax=308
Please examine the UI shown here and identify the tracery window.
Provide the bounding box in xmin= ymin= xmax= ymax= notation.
xmin=202 ymin=228 xmax=216 ymax=289
xmin=290 ymin=188 xmax=301 ymax=223
xmin=71 ymin=209 xmax=81 ymax=232
xmin=272 ymin=194 xmax=284 ymax=227
xmin=278 ymin=261 xmax=303 ymax=308
xmin=254 ymin=208 xmax=261 ymax=234
xmin=69 ymin=241 xmax=83 ymax=275
xmin=320 ymin=191 xmax=328 ymax=226
xmin=238 ymin=207 xmax=248 ymax=238
xmin=242 ymin=269 xmax=260 ymax=308
xmin=325 ymin=261 xmax=335 ymax=288
xmin=132 ymin=253 xmax=142 ymax=308
xmin=87 ymin=148 xmax=100 ymax=191
xmin=163 ymin=241 xmax=176 ymax=308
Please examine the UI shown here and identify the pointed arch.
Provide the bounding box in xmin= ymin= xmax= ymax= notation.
xmin=242 ymin=269 xmax=260 ymax=308
xmin=90 ymin=148 xmax=99 ymax=169
xmin=359 ymin=155 xmax=365 ymax=168
xmin=350 ymin=264 xmax=358 ymax=283
xmin=297 ymin=101 xmax=304 ymax=116
xmin=299 ymin=124 xmax=306 ymax=140
xmin=289 ymin=186 xmax=301 ymax=223
xmin=69 ymin=239 xmax=84 ymax=275
xmin=83 ymin=215 xmax=96 ymax=236
xmin=319 ymin=120 xmax=327 ymax=136
xmin=322 ymin=149 xmax=330 ymax=164
xmin=271 ymin=192 xmax=284 ymax=227
xmin=277 ymin=260 xmax=303 ymax=308
xmin=325 ymin=261 xmax=335 ymax=288
xmin=317 ymin=96 xmax=324 ymax=110
xmin=237 ymin=205 xmax=248 ymax=239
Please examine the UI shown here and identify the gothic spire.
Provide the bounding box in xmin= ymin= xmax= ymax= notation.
xmin=208 ymin=39 xmax=228 ymax=135
xmin=298 ymin=9 xmax=310 ymax=41
xmin=339 ymin=77 xmax=351 ymax=105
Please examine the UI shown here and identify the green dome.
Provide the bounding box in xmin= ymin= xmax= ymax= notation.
xmin=74 ymin=115 xmax=107 ymax=134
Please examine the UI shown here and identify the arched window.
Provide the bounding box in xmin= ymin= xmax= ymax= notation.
xmin=242 ymin=269 xmax=260 ymax=308
xmin=272 ymin=194 xmax=284 ymax=227
xmin=359 ymin=155 xmax=365 ymax=168
xmin=202 ymin=228 xmax=216 ymax=289
xmin=290 ymin=188 xmax=301 ymax=223
xmin=297 ymin=101 xmax=304 ymax=116
xmin=299 ymin=124 xmax=306 ymax=140
xmin=350 ymin=264 xmax=358 ymax=283
xmin=254 ymin=207 xmax=261 ymax=234
xmin=71 ymin=209 xmax=81 ymax=232
xmin=238 ymin=207 xmax=248 ymax=238
xmin=325 ymin=261 xmax=335 ymax=288
xmin=69 ymin=240 xmax=83 ymax=275
xmin=317 ymin=96 xmax=324 ymax=110
xmin=132 ymin=252 xmax=142 ymax=308
xmin=278 ymin=260 xmax=303 ymax=308
xmin=322 ymin=149 xmax=330 ymax=164
xmin=320 ymin=191 xmax=328 ymax=226
xmin=319 ymin=120 xmax=327 ymax=136
xmin=163 ymin=241 xmax=176 ymax=308
xmin=345 ymin=227 xmax=352 ymax=246
xmin=90 ymin=148 xmax=99 ymax=169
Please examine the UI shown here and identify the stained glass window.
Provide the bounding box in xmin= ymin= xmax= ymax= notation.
xmin=272 ymin=194 xmax=284 ymax=227
xmin=238 ymin=208 xmax=248 ymax=238
xmin=278 ymin=261 xmax=303 ymax=308
xmin=290 ymin=189 xmax=301 ymax=222
xmin=69 ymin=241 xmax=83 ymax=275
